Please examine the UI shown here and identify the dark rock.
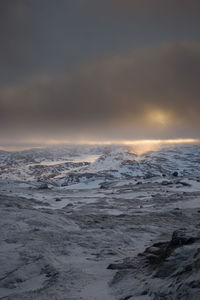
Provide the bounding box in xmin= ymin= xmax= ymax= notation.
xmin=173 ymin=171 xmax=178 ymax=177
xmin=119 ymin=295 xmax=133 ymax=300
xmin=145 ymin=253 xmax=161 ymax=264
xmin=107 ymin=258 xmax=136 ymax=270
xmin=161 ymin=181 xmax=173 ymax=186
xmin=108 ymin=229 xmax=200 ymax=270
xmin=170 ymin=229 xmax=198 ymax=246
xmin=179 ymin=181 xmax=191 ymax=187
xmin=109 ymin=229 xmax=200 ymax=299
xmin=55 ymin=198 xmax=61 ymax=202
xmin=100 ymin=182 xmax=110 ymax=189
xmin=38 ymin=183 xmax=48 ymax=189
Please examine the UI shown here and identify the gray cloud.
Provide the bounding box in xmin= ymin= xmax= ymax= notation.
xmin=0 ymin=1 xmax=200 ymax=143
xmin=1 ymin=42 xmax=200 ymax=142
xmin=0 ymin=0 xmax=200 ymax=87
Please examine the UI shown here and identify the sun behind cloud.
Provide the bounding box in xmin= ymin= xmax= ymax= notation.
xmin=146 ymin=109 xmax=171 ymax=126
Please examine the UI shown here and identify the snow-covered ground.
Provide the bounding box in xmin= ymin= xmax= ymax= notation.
xmin=0 ymin=143 xmax=200 ymax=299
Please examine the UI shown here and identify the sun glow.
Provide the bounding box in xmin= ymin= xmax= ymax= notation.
xmin=0 ymin=138 xmax=199 ymax=152
xmin=146 ymin=109 xmax=171 ymax=126
xmin=128 ymin=143 xmax=162 ymax=156
xmin=38 ymin=138 xmax=198 ymax=146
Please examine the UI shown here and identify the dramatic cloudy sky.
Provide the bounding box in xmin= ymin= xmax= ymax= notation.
xmin=0 ymin=0 xmax=200 ymax=144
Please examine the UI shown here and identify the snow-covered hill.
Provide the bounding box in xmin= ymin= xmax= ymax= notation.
xmin=0 ymin=144 xmax=200 ymax=186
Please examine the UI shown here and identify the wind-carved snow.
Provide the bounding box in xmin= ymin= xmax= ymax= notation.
xmin=1 ymin=144 xmax=200 ymax=185
xmin=0 ymin=143 xmax=200 ymax=299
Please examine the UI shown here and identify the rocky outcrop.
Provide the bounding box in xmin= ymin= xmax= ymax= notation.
xmin=109 ymin=229 xmax=200 ymax=299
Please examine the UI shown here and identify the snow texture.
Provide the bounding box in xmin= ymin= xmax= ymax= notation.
xmin=0 ymin=143 xmax=200 ymax=299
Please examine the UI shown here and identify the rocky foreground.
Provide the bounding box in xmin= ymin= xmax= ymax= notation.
xmin=108 ymin=228 xmax=200 ymax=300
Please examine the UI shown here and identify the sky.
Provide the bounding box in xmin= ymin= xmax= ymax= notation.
xmin=0 ymin=0 xmax=200 ymax=145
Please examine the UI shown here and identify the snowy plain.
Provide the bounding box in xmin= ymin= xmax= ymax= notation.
xmin=0 ymin=143 xmax=200 ymax=299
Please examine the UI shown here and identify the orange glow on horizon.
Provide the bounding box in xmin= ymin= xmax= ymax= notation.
xmin=42 ymin=138 xmax=199 ymax=146
xmin=0 ymin=138 xmax=199 ymax=152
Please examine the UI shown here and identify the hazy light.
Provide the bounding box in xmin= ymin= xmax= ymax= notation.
xmin=128 ymin=143 xmax=162 ymax=156
xmin=0 ymin=138 xmax=199 ymax=152
xmin=46 ymin=138 xmax=198 ymax=146
xmin=146 ymin=109 xmax=171 ymax=126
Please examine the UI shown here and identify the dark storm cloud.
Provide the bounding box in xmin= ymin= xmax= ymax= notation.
xmin=0 ymin=42 xmax=200 ymax=141
xmin=0 ymin=1 xmax=200 ymax=142
xmin=0 ymin=0 xmax=200 ymax=86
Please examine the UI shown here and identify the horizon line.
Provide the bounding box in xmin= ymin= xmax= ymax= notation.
xmin=0 ymin=138 xmax=199 ymax=152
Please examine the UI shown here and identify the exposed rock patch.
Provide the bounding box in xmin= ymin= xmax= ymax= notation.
xmin=109 ymin=229 xmax=200 ymax=299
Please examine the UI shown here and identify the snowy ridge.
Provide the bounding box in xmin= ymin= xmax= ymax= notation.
xmin=0 ymin=144 xmax=200 ymax=186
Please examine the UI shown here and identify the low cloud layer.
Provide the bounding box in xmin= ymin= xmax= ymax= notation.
xmin=0 ymin=0 xmax=200 ymax=86
xmin=1 ymin=42 xmax=200 ymax=142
